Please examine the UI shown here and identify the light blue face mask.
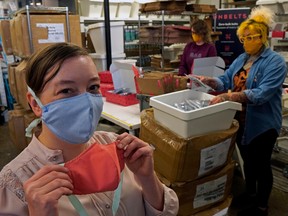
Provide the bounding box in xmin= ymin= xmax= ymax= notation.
xmin=27 ymin=87 xmax=103 ymax=144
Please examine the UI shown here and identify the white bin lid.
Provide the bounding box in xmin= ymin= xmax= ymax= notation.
xmin=87 ymin=21 xmax=125 ymax=31
xmin=278 ymin=0 xmax=288 ymax=3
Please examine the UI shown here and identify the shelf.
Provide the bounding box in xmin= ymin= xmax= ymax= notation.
xmin=222 ymin=0 xmax=256 ymax=7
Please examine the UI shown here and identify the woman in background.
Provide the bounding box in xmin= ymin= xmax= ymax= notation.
xmin=195 ymin=6 xmax=287 ymax=216
xmin=178 ymin=19 xmax=217 ymax=76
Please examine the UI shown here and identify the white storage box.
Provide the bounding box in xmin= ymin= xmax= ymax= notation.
xmin=90 ymin=53 xmax=126 ymax=72
xmin=117 ymin=0 xmax=133 ymax=18
xmin=256 ymin=0 xmax=284 ymax=14
xmin=149 ymin=89 xmax=242 ymax=138
xmin=278 ymin=0 xmax=288 ymax=12
xmin=88 ymin=21 xmax=125 ymax=54
xmin=130 ymin=2 xmax=140 ymax=18
xmin=80 ymin=0 xmax=103 ymax=17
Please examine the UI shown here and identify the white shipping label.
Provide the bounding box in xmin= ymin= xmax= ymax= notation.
xmin=198 ymin=138 xmax=231 ymax=176
xmin=37 ymin=23 xmax=65 ymax=43
xmin=193 ymin=175 xmax=227 ymax=208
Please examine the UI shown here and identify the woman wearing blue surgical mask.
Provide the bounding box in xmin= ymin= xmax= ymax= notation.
xmin=194 ymin=6 xmax=287 ymax=216
xmin=0 ymin=43 xmax=179 ymax=216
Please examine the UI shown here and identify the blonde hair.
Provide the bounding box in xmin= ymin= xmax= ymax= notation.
xmin=237 ymin=6 xmax=274 ymax=47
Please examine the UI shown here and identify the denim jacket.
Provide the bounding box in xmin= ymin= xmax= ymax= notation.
xmin=214 ymin=48 xmax=287 ymax=145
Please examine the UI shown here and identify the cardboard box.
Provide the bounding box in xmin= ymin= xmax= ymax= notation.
xmin=158 ymin=162 xmax=235 ymax=216
xmin=140 ymin=109 xmax=239 ymax=182
xmin=0 ymin=20 xmax=13 ymax=55
xmin=135 ymin=71 xmax=187 ymax=96
xmin=15 ymin=60 xmax=30 ymax=110
xmin=8 ymin=106 xmax=29 ymax=151
xmin=12 ymin=13 xmax=82 ymax=57
xmin=9 ymin=19 xmax=18 ymax=56
xmin=8 ymin=63 xmax=19 ymax=102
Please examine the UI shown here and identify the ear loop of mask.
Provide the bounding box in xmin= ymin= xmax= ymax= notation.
xmin=112 ymin=171 xmax=124 ymax=215
xmin=59 ymin=163 xmax=124 ymax=216
xmin=25 ymin=87 xmax=44 ymax=138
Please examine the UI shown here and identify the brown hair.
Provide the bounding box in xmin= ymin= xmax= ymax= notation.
xmin=25 ymin=43 xmax=89 ymax=96
xmin=191 ymin=19 xmax=212 ymax=43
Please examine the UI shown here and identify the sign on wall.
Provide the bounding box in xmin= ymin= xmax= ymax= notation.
xmin=214 ymin=8 xmax=251 ymax=68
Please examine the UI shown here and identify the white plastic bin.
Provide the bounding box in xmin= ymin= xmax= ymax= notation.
xmin=256 ymin=0 xmax=284 ymax=14
xmin=108 ymin=0 xmax=119 ymax=19
xmin=90 ymin=53 xmax=126 ymax=72
xmin=149 ymin=89 xmax=242 ymax=138
xmin=117 ymin=0 xmax=133 ymax=18
xmin=80 ymin=0 xmax=103 ymax=17
xmin=88 ymin=21 xmax=125 ymax=54
xmin=130 ymin=2 xmax=140 ymax=18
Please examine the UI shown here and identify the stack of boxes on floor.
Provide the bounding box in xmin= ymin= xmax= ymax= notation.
xmin=2 ymin=7 xmax=82 ymax=151
xmin=140 ymin=104 xmax=239 ymax=215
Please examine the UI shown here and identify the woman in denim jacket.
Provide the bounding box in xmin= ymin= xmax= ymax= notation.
xmin=196 ymin=6 xmax=287 ymax=216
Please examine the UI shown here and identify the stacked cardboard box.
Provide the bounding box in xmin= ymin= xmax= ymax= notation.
xmin=10 ymin=10 xmax=82 ymax=58
xmin=140 ymin=109 xmax=238 ymax=215
xmin=185 ymin=4 xmax=217 ymax=13
xmin=135 ymin=71 xmax=187 ymax=96
xmin=140 ymin=1 xmax=187 ymax=13
xmin=139 ymin=25 xmax=191 ymax=44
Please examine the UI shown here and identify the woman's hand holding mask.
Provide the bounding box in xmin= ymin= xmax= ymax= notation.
xmin=23 ymin=165 xmax=73 ymax=216
xmin=116 ymin=132 xmax=154 ymax=178
xmin=116 ymin=132 xmax=164 ymax=211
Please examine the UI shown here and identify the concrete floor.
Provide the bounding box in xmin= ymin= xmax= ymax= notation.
xmin=0 ymin=121 xmax=288 ymax=216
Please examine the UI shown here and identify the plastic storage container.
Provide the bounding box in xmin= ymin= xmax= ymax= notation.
xmin=87 ymin=21 xmax=125 ymax=54
xmin=117 ymin=0 xmax=133 ymax=18
xmin=149 ymin=89 xmax=242 ymax=138
xmin=89 ymin=53 xmax=126 ymax=72
xmin=80 ymin=0 xmax=103 ymax=18
xmin=256 ymin=0 xmax=284 ymax=14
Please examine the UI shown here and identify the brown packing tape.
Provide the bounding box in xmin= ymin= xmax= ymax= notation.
xmin=8 ymin=63 xmax=19 ymax=102
xmin=139 ymin=109 xmax=239 ymax=182
xmin=158 ymin=161 xmax=235 ymax=216
xmin=9 ymin=19 xmax=18 ymax=56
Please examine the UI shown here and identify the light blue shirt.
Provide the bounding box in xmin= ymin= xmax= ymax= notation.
xmin=214 ymin=47 xmax=287 ymax=145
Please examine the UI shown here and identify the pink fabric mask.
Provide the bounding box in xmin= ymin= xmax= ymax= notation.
xmin=64 ymin=142 xmax=125 ymax=195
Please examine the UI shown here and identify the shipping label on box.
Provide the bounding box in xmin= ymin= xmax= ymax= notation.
xmin=157 ymin=161 xmax=235 ymax=216
xmin=198 ymin=138 xmax=231 ymax=176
